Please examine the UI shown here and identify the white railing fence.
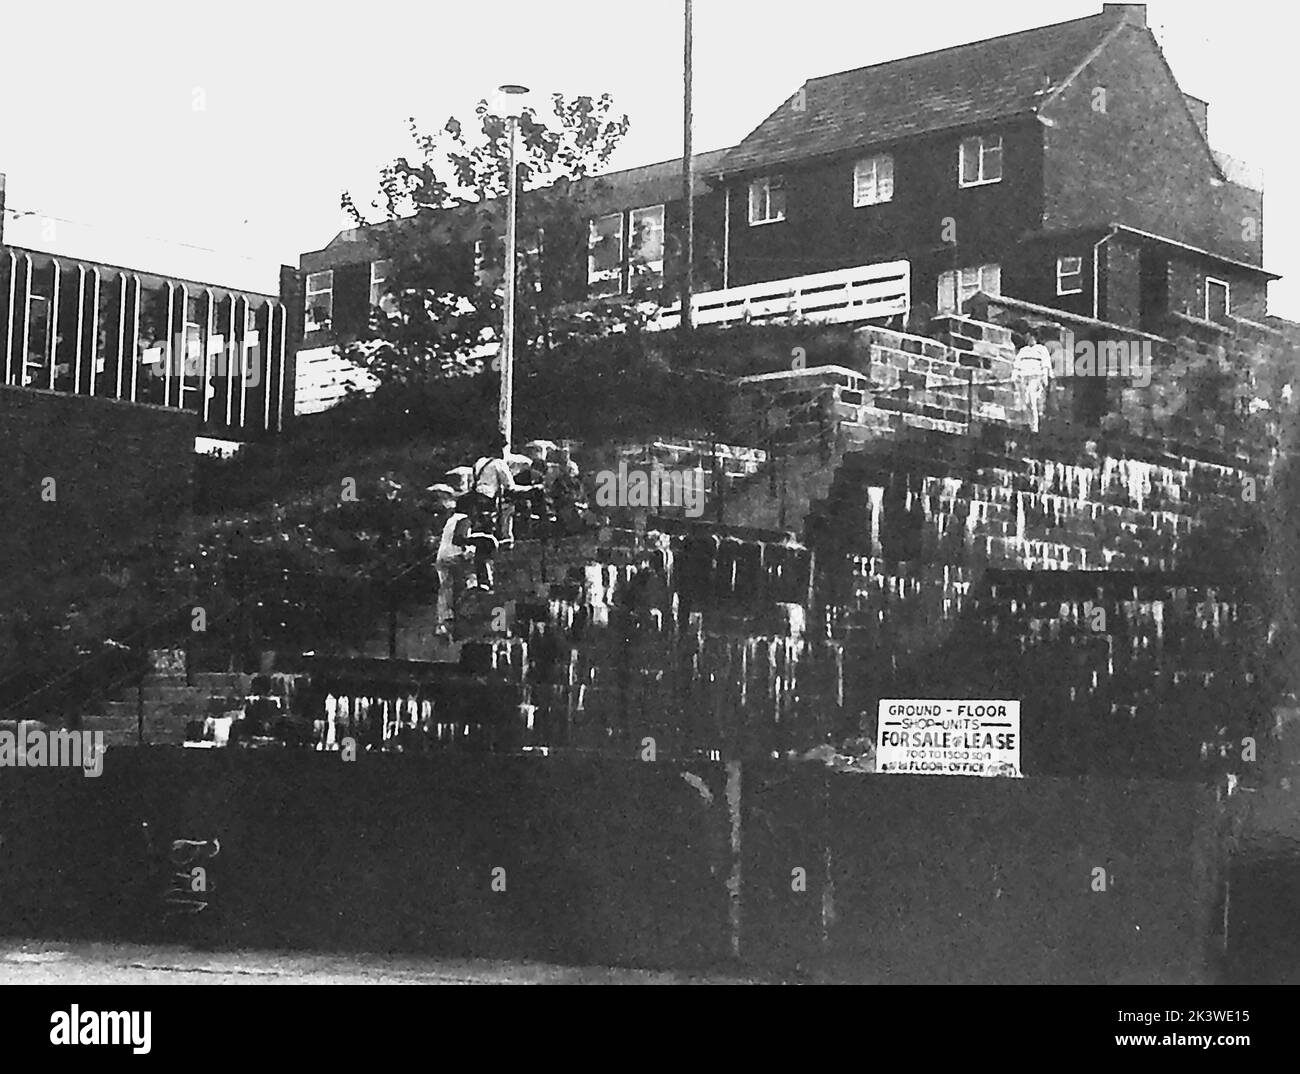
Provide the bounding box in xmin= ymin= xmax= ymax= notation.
xmin=650 ymin=260 xmax=910 ymax=332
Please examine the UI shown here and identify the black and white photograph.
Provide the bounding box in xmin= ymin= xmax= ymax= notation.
xmin=0 ymin=0 xmax=1296 ymax=1044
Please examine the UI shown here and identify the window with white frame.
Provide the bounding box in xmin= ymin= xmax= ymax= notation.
xmin=588 ymin=213 xmax=624 ymax=296
xmin=748 ymin=176 xmax=786 ymax=225
xmin=959 ymin=134 xmax=1004 ymax=187
xmin=179 ymin=291 xmax=204 ymax=410
xmin=370 ymin=259 xmax=397 ymax=315
xmin=853 ymin=154 xmax=895 ymax=207
xmin=628 ymin=205 xmax=666 ymax=291
xmin=937 ymin=263 xmax=1002 ymax=313
xmin=1057 ymin=256 xmax=1084 ymax=296
xmin=1206 ymin=277 xmax=1230 ymax=321
xmin=23 ymin=263 xmax=54 ymax=387
xmin=304 ymin=270 xmax=333 ymax=332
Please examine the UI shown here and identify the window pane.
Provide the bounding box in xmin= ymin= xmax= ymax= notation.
xmin=982 ymin=139 xmax=1003 ymax=181
xmin=1058 ymin=257 xmax=1083 ymax=294
xmin=854 ymin=159 xmax=873 ymax=204
xmin=305 ymin=269 xmax=332 ymax=330
xmin=370 ymin=259 xmax=392 ymax=308
xmin=749 ymin=180 xmax=766 ymax=222
xmin=1207 ymin=280 xmax=1229 ymax=320
xmin=24 ymin=295 xmax=50 ymax=385
xmin=629 ymin=206 xmax=665 ymax=290
xmin=769 ymin=180 xmax=786 ymax=220
xmin=960 ymin=139 xmax=980 ymax=184
xmin=937 ymin=270 xmax=957 ymax=313
xmin=855 ymin=157 xmax=893 ymax=205
xmin=588 ymin=214 xmax=623 ymax=273
xmin=630 ymin=205 xmax=665 ymax=263
xmin=877 ymin=155 xmax=894 ymax=201
xmin=588 ymin=213 xmax=624 ymax=295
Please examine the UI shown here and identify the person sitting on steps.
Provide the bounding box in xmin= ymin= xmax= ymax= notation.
xmin=470 ymin=434 xmax=523 ymax=549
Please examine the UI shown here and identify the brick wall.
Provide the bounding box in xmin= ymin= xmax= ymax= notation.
xmin=811 ymin=433 xmax=1256 ymax=572
xmin=1105 ymin=242 xmax=1142 ymax=327
xmin=1042 ymin=22 xmax=1263 ymax=267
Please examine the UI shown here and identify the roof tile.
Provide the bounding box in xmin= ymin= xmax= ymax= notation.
xmin=721 ymin=12 xmax=1122 ymax=175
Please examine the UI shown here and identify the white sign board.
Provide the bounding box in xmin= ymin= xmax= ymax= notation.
xmin=876 ymin=700 xmax=1021 ymax=777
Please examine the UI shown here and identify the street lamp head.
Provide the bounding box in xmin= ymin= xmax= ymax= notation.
xmin=492 ymin=84 xmax=532 ymax=119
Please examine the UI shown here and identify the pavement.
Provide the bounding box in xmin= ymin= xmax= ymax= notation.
xmin=0 ymin=938 xmax=757 ymax=985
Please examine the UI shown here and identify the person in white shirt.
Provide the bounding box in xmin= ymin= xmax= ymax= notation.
xmin=472 ymin=435 xmax=521 ymax=499
xmin=431 ymin=485 xmax=473 ymax=635
xmin=1013 ymin=326 xmax=1054 ymax=433
xmin=471 ymin=434 xmax=525 ymax=546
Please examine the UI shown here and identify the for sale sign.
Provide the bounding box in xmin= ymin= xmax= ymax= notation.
xmin=876 ymin=700 xmax=1021 ymax=777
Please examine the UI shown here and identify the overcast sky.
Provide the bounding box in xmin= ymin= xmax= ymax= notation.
xmin=2 ymin=1 xmax=1295 ymax=315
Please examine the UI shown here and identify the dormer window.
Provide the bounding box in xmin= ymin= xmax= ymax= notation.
xmin=748 ymin=176 xmax=786 ymax=225
xmin=853 ymin=154 xmax=895 ymax=207
xmin=959 ymin=134 xmax=1003 ymax=187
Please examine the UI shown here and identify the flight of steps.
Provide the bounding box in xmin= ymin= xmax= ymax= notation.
xmin=81 ymin=652 xmax=252 ymax=746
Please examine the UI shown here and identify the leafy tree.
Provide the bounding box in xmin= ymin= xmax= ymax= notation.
xmin=338 ymin=93 xmax=638 ymax=386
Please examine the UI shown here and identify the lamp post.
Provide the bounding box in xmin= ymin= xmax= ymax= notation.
xmin=493 ymin=84 xmax=530 ymax=452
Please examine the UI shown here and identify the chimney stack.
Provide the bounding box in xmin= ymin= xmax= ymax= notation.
xmin=1102 ymin=4 xmax=1147 ymax=26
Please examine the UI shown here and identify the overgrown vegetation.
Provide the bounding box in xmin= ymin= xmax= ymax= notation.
xmin=336 ymin=91 xmax=649 ymax=385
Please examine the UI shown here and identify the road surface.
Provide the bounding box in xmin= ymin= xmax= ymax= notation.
xmin=0 ymin=939 xmax=756 ymax=985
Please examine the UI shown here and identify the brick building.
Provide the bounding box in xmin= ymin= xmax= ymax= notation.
xmin=294 ymin=149 xmax=729 ymax=414
xmin=293 ymin=3 xmax=1279 ymax=415
xmin=716 ymin=3 xmax=1272 ymax=327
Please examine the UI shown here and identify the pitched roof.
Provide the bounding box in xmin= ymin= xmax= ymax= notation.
xmin=577 ymin=148 xmax=732 ymax=215
xmin=720 ymin=11 xmax=1126 ymax=176
xmin=313 ymin=148 xmax=732 ymax=261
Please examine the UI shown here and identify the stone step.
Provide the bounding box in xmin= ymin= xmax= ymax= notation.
xmin=140 ymin=684 xmax=207 ymax=704
xmin=99 ymin=700 xmax=140 ymax=721
xmin=190 ymin=672 xmax=251 ymax=694
xmin=142 ymin=702 xmax=205 ymax=721
xmin=81 ymin=715 xmax=139 ymax=733
xmin=142 ymin=672 xmax=189 ymax=686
